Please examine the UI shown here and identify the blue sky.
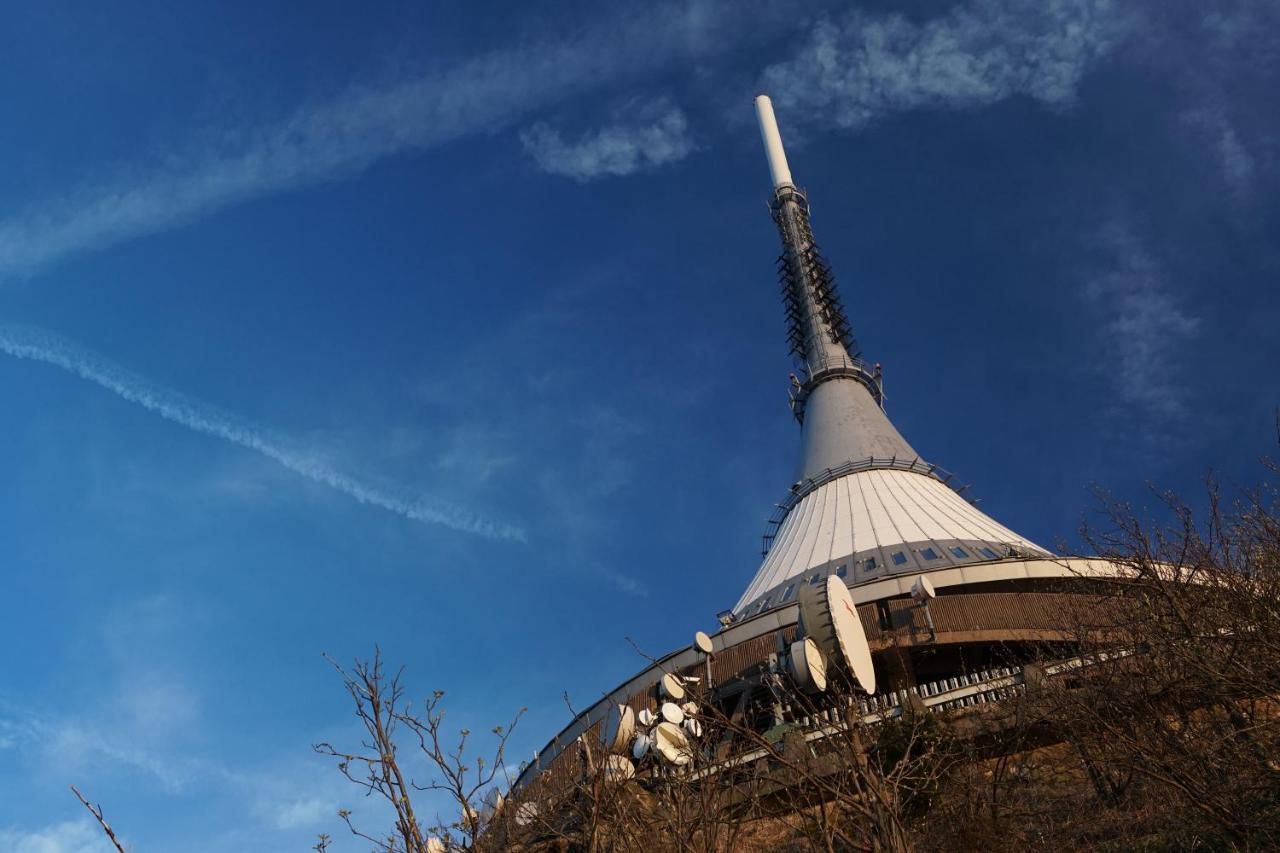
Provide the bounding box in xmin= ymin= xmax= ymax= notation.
xmin=1 ymin=0 xmax=1277 ymax=849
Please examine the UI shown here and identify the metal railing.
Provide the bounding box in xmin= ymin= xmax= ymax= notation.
xmin=788 ymin=353 xmax=884 ymax=423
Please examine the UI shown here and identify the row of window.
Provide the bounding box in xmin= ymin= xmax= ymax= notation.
xmin=744 ymin=544 xmax=1006 ymax=616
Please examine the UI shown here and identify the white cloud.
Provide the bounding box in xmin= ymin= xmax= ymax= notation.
xmin=761 ymin=0 xmax=1133 ymax=131
xmin=265 ymin=795 xmax=335 ymax=830
xmin=520 ymin=99 xmax=695 ymax=181
xmin=0 ymin=325 xmax=524 ymax=541
xmin=0 ymin=820 xmax=104 ymax=853
xmin=0 ymin=2 xmax=740 ymax=280
xmin=1082 ymin=221 xmax=1201 ymax=421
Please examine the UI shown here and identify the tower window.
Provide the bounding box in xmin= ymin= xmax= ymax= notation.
xmin=921 ymin=547 xmax=940 ymax=561
xmin=979 ymin=547 xmax=999 ymax=559
xmin=809 ymin=573 xmax=823 ymax=585
xmin=864 ymin=557 xmax=877 ymax=571
xmin=892 ymin=551 xmax=907 ymax=565
xmin=951 ymin=547 xmax=968 ymax=558
xmin=835 ymin=564 xmax=848 ymax=578
xmin=781 ymin=583 xmax=797 ymax=602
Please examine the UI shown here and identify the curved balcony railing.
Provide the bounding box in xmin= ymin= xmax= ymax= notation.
xmin=787 ymin=353 xmax=884 ymax=424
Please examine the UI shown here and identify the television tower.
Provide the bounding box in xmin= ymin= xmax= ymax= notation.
xmin=733 ymin=96 xmax=1047 ymax=619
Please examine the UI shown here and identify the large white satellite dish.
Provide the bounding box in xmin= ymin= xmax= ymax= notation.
xmin=799 ymin=574 xmax=876 ymax=693
xmin=694 ymin=631 xmax=714 ymax=654
xmin=600 ymin=704 xmax=636 ymax=754
xmin=660 ymin=702 xmax=685 ymax=725
xmin=659 ymin=672 xmax=686 ymax=701
xmin=653 ymin=721 xmax=693 ymax=766
xmin=789 ymin=636 xmax=828 ymax=693
xmin=911 ymin=575 xmax=936 ymax=601
xmin=637 ymin=707 xmax=657 ymax=728
xmin=605 ymin=754 xmax=636 ymax=781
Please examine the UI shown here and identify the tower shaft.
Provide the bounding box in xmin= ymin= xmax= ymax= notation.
xmin=754 ymin=96 xmax=917 ymax=483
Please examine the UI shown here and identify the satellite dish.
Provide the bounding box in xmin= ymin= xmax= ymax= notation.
xmin=427 ymin=838 xmax=446 ymax=853
xmin=659 ymin=673 xmax=686 ymax=701
xmin=660 ymin=702 xmax=685 ymax=725
xmin=911 ymin=575 xmax=937 ymax=601
xmin=600 ymin=704 xmax=636 ymax=754
xmin=681 ymin=701 xmax=700 ymax=717
xmin=799 ymin=574 xmax=876 ymax=693
xmin=605 ymin=754 xmax=636 ymax=781
xmin=694 ymin=631 xmax=714 ymax=654
xmin=482 ymin=787 xmax=505 ymax=815
xmin=637 ymin=708 xmax=657 ymax=727
xmin=789 ymin=637 xmax=828 ymax=693
xmin=513 ymin=802 xmax=540 ymax=827
xmin=683 ymin=717 xmax=703 ymax=738
xmin=632 ymin=731 xmax=653 ymax=760
xmin=653 ymin=721 xmax=693 ymax=766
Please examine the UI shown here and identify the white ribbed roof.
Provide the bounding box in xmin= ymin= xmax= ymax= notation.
xmin=734 ymin=468 xmax=1047 ymax=613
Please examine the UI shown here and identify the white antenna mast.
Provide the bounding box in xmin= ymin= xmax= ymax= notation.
xmin=754 ymin=95 xmax=794 ymax=189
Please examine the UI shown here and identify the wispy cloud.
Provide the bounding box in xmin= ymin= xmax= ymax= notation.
xmin=0 ymin=2 xmax=754 ymax=280
xmin=0 ymin=820 xmax=104 ymax=853
xmin=520 ymin=98 xmax=695 ymax=181
xmin=0 ymin=325 xmax=523 ymax=540
xmin=1082 ymin=220 xmax=1202 ymax=421
xmin=762 ymin=0 xmax=1132 ymax=131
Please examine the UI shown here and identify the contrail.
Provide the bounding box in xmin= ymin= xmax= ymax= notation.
xmin=0 ymin=325 xmax=525 ymax=542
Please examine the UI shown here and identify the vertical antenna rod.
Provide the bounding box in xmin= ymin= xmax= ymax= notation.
xmin=754 ymin=95 xmax=793 ymax=189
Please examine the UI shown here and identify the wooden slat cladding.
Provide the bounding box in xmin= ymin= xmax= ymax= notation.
xmin=883 ymin=591 xmax=1104 ymax=638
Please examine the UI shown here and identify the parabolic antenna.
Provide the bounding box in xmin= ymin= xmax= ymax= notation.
xmin=681 ymin=701 xmax=700 ymax=717
xmin=683 ymin=717 xmax=703 ymax=738
xmin=653 ymin=721 xmax=693 ymax=766
xmin=427 ymin=837 xmax=446 ymax=853
xmin=659 ymin=672 xmax=686 ymax=701
xmin=513 ymin=802 xmax=540 ymax=827
xmin=600 ymin=704 xmax=636 ymax=754
xmin=911 ymin=575 xmax=937 ymax=601
xmin=637 ymin=707 xmax=657 ymax=728
xmin=789 ymin=636 xmax=828 ymax=693
xmin=605 ymin=754 xmax=636 ymax=781
xmin=694 ymin=631 xmax=714 ymax=654
xmin=660 ymin=701 xmax=685 ymax=725
xmin=632 ymin=731 xmax=653 ymax=760
xmin=799 ymin=574 xmax=876 ymax=693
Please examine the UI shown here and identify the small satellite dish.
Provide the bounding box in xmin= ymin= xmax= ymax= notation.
xmin=789 ymin=636 xmax=828 ymax=693
xmin=514 ymin=802 xmax=540 ymax=827
xmin=911 ymin=575 xmax=937 ymax=601
xmin=683 ymin=717 xmax=703 ymax=738
xmin=482 ymin=787 xmax=505 ymax=815
xmin=681 ymin=701 xmax=700 ymax=717
xmin=605 ymin=754 xmax=636 ymax=781
xmin=632 ymin=731 xmax=653 ymax=760
xmin=799 ymin=574 xmax=876 ymax=694
xmin=660 ymin=701 xmax=685 ymax=725
xmin=653 ymin=721 xmax=693 ymax=766
xmin=600 ymin=704 xmax=636 ymax=755
xmin=659 ymin=672 xmax=686 ymax=701
xmin=694 ymin=631 xmax=714 ymax=654
xmin=427 ymin=837 xmax=446 ymax=853
xmin=637 ymin=707 xmax=657 ymax=727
